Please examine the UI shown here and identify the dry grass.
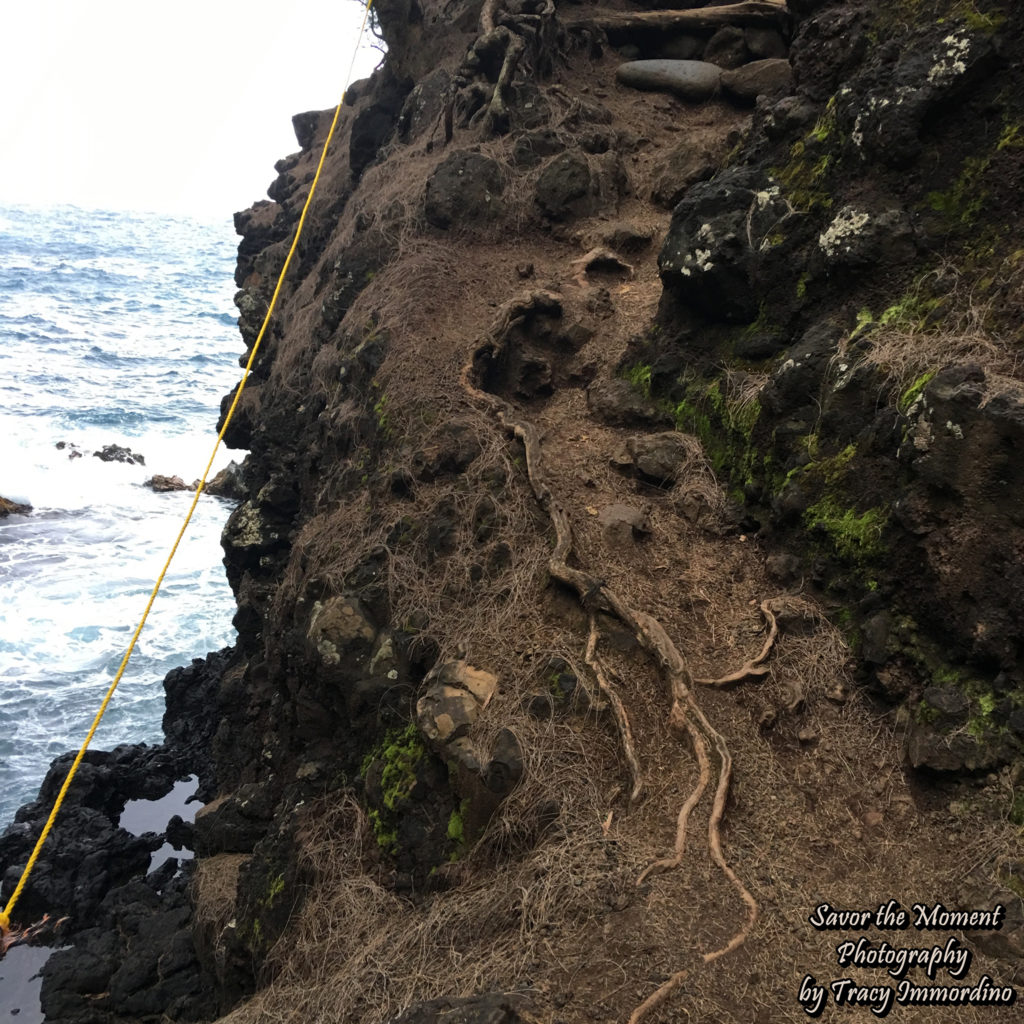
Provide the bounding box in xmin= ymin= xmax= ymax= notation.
xmin=839 ymin=257 xmax=1024 ymax=405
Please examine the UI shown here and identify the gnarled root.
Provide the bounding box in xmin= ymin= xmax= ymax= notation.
xmin=461 ymin=294 xmax=759 ymax=1021
xmin=586 ymin=614 xmax=645 ymax=805
xmin=694 ymin=598 xmax=780 ymax=686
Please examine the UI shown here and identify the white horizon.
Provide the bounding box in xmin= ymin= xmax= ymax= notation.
xmin=1 ymin=0 xmax=382 ymax=222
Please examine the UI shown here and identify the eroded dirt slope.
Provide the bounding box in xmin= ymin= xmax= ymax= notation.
xmin=187 ymin=2 xmax=1024 ymax=1023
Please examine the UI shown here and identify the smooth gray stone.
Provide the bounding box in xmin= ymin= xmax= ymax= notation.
xmin=616 ymin=59 xmax=722 ymax=101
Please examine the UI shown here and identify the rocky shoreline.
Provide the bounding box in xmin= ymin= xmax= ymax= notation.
xmin=0 ymin=650 xmax=232 ymax=1024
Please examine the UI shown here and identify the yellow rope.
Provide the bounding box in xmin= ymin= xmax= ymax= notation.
xmin=0 ymin=0 xmax=374 ymax=935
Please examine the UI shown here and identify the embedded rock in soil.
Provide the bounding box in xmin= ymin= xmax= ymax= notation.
xmin=425 ymin=150 xmax=506 ymax=229
xmin=615 ymin=59 xmax=722 ymax=102
xmin=586 ymin=378 xmax=670 ymax=427
xmin=626 ymin=432 xmax=698 ymax=484
xmin=904 ymin=719 xmax=1016 ymax=773
xmin=597 ymin=503 xmax=651 ymax=544
xmin=534 ymin=152 xmax=596 ymax=222
xmin=511 ymin=128 xmax=565 ymax=169
xmin=306 ymin=595 xmax=378 ymax=671
xmin=960 ymin=864 xmax=1024 ymax=965
xmin=390 ymin=992 xmax=529 ymax=1024
xmin=720 ymin=58 xmax=794 ymax=103
xmin=650 ymin=141 xmax=719 ymax=210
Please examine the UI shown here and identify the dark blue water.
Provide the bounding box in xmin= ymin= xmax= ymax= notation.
xmin=0 ymin=205 xmax=241 ymax=825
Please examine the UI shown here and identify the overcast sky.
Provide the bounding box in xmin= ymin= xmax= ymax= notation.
xmin=1 ymin=0 xmax=382 ymax=220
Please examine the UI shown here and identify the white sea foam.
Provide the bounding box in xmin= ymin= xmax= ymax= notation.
xmin=0 ymin=204 xmax=242 ymax=823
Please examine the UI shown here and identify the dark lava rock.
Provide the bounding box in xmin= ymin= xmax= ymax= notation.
xmin=745 ymin=26 xmax=788 ymax=60
xmin=615 ymin=59 xmax=722 ymax=102
xmin=93 ymin=444 xmax=145 ymax=466
xmin=425 ymin=150 xmax=505 ymax=229
xmin=817 ymin=206 xmax=916 ymax=269
xmin=145 ymin=474 xmax=193 ymax=493
xmin=389 ymin=992 xmax=529 ymax=1024
xmin=411 ymin=419 xmax=483 ymax=481
xmin=398 ymin=67 xmax=451 ymax=143
xmin=0 ymin=495 xmax=31 ymax=516
xmin=860 ymin=612 xmax=892 ymax=666
xmin=650 ymin=141 xmax=718 ymax=210
xmin=586 ymin=378 xmax=670 ymax=427
xmin=205 ymin=460 xmax=246 ymax=500
xmin=626 ymin=432 xmax=696 ymax=484
xmin=349 ymin=75 xmax=411 ymax=179
xmin=534 ymin=151 xmax=593 ymax=221
xmin=659 ymin=167 xmax=796 ymax=323
xmin=830 ymin=21 xmax=999 ymax=168
xmin=920 ymin=686 xmax=970 ymax=730
xmin=658 ymin=34 xmax=702 ymax=61
xmin=721 ymin=59 xmax=794 ymax=103
xmin=193 ymin=785 xmax=274 ymax=856
xmin=511 ymin=128 xmax=564 ymax=169
xmin=904 ymin=719 xmax=1015 ymax=773
xmin=703 ymin=25 xmax=750 ymax=69
xmin=291 ymin=109 xmax=323 ymax=151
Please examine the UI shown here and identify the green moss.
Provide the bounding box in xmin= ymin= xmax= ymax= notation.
xmin=1009 ymin=791 xmax=1024 ymax=828
xmin=368 ymin=809 xmax=398 ymax=854
xmin=795 ymin=273 xmax=810 ymax=300
xmin=997 ymin=121 xmax=1023 ymax=151
xmin=926 ymin=155 xmax=991 ymax=226
xmin=624 ymin=363 xmax=653 ymax=399
xmin=266 ymin=874 xmax=285 ymax=904
xmin=803 ymin=497 xmax=888 ymax=563
xmin=361 ymin=723 xmax=427 ymax=854
xmin=379 ymin=724 xmax=425 ymax=811
xmin=373 ymin=392 xmax=391 ymax=439
xmin=898 ymin=371 xmax=938 ymax=413
xmin=770 ymin=142 xmax=835 ymax=213
xmin=942 ymin=2 xmax=1006 ymax=33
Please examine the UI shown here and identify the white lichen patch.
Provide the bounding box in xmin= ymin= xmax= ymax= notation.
xmin=945 ymin=420 xmax=964 ymax=440
xmin=754 ymin=184 xmax=781 ymax=209
xmin=928 ymin=32 xmax=970 ymax=87
xmin=819 ymin=206 xmax=870 ymax=258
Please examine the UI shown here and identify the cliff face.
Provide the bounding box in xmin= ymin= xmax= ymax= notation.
xmin=9 ymin=2 xmax=1023 ymax=1023
xmin=202 ymin=1 xmax=1024 ymax=1021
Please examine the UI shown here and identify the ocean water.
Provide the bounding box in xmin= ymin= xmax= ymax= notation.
xmin=0 ymin=205 xmax=242 ymax=826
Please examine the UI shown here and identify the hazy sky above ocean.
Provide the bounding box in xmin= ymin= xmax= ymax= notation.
xmin=1 ymin=0 xmax=381 ymax=217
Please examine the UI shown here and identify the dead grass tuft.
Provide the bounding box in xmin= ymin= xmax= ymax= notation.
xmin=841 ymin=257 xmax=1024 ymax=404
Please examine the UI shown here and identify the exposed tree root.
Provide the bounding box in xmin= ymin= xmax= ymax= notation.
xmin=461 ymin=292 xmax=759 ymax=1021
xmin=693 ymin=599 xmax=779 ymax=686
xmin=567 ymin=1 xmax=790 ymax=35
xmin=461 ymin=0 xmax=558 ymax=135
xmin=586 ymin=613 xmax=645 ymax=805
